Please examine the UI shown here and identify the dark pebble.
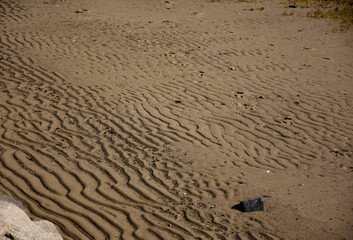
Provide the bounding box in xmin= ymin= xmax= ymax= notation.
xmin=104 ymin=129 xmax=116 ymax=134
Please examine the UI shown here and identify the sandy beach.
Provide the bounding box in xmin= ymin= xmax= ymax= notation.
xmin=0 ymin=0 xmax=352 ymax=239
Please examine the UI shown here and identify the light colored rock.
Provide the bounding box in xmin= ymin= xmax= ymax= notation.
xmin=0 ymin=201 xmax=63 ymax=240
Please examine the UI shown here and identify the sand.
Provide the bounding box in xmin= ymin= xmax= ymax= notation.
xmin=0 ymin=0 xmax=352 ymax=239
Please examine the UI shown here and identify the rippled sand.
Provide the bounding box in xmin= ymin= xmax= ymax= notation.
xmin=0 ymin=0 xmax=352 ymax=239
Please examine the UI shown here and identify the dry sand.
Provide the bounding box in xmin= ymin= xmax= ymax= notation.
xmin=0 ymin=0 xmax=352 ymax=239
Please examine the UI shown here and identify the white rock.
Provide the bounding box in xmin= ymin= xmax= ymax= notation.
xmin=0 ymin=201 xmax=63 ymax=240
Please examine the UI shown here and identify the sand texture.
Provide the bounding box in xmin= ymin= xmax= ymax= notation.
xmin=0 ymin=0 xmax=352 ymax=239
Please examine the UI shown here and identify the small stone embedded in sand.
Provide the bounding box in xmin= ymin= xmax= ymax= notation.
xmin=75 ymin=9 xmax=88 ymax=14
xmin=104 ymin=129 xmax=116 ymax=134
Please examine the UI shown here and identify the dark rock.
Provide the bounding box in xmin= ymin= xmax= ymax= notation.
xmin=242 ymin=197 xmax=264 ymax=212
xmin=232 ymin=197 xmax=264 ymax=212
xmin=75 ymin=9 xmax=88 ymax=13
xmin=104 ymin=129 xmax=116 ymax=134
xmin=288 ymin=5 xmax=297 ymax=8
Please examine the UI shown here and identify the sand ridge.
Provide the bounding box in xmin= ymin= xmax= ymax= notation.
xmin=0 ymin=0 xmax=352 ymax=239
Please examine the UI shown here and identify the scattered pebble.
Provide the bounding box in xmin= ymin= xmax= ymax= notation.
xmin=75 ymin=9 xmax=88 ymax=14
xmin=104 ymin=129 xmax=116 ymax=135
